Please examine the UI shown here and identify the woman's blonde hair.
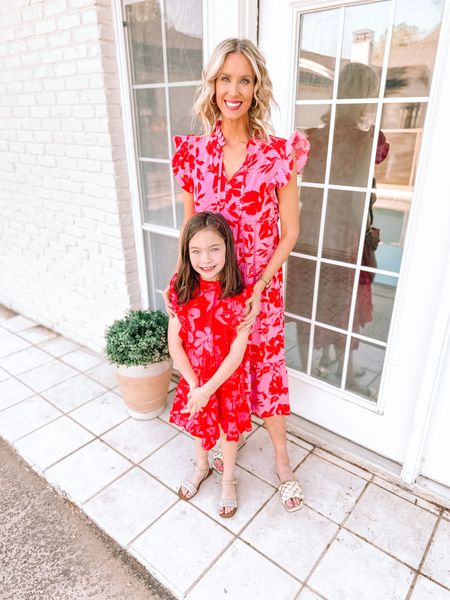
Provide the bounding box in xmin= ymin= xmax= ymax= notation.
xmin=193 ymin=37 xmax=277 ymax=141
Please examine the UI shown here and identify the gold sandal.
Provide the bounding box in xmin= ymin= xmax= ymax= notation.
xmin=219 ymin=479 xmax=238 ymax=518
xmin=177 ymin=465 xmax=212 ymax=500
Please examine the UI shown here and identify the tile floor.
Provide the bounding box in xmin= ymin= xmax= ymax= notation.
xmin=1 ymin=306 xmax=450 ymax=599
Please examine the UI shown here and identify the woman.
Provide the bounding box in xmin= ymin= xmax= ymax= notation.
xmin=164 ymin=37 xmax=310 ymax=512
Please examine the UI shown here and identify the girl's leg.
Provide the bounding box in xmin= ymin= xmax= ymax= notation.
xmin=219 ymin=428 xmax=238 ymax=516
xmin=264 ymin=415 xmax=302 ymax=510
xmin=180 ymin=436 xmax=210 ymax=498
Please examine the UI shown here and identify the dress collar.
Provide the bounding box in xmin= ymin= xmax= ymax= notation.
xmin=212 ymin=119 xmax=258 ymax=150
xmin=199 ymin=277 xmax=221 ymax=292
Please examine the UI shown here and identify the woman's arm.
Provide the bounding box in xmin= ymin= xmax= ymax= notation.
xmin=182 ymin=326 xmax=251 ymax=417
xmin=168 ymin=314 xmax=199 ymax=390
xmin=239 ymin=153 xmax=300 ymax=327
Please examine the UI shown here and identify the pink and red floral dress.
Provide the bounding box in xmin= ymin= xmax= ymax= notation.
xmin=171 ymin=121 xmax=310 ymax=418
xmin=169 ymin=276 xmax=253 ymax=450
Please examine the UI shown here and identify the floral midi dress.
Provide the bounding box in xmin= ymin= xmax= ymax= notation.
xmin=171 ymin=120 xmax=310 ymax=417
xmin=169 ymin=276 xmax=253 ymax=450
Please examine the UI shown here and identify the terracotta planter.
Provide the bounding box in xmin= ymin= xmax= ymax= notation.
xmin=114 ymin=359 xmax=173 ymax=420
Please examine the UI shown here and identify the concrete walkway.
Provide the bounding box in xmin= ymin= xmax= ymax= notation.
xmin=0 ymin=437 xmax=174 ymax=600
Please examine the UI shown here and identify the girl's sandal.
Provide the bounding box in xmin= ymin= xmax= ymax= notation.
xmin=219 ymin=479 xmax=238 ymax=518
xmin=177 ymin=465 xmax=213 ymax=501
xmin=212 ymin=437 xmax=246 ymax=474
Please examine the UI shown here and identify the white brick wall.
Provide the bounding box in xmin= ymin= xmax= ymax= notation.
xmin=0 ymin=0 xmax=142 ymax=352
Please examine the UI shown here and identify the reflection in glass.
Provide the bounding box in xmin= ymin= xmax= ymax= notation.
xmin=285 ymin=318 xmax=310 ymax=373
xmin=169 ymin=86 xmax=201 ymax=141
xmin=285 ymin=256 xmax=316 ymax=320
xmin=322 ymin=190 xmax=367 ymax=263
xmin=356 ymin=274 xmax=397 ymax=342
xmin=297 ymin=9 xmax=339 ymax=100
xmin=165 ymin=0 xmax=203 ymax=82
xmin=375 ymin=103 xmax=426 ymax=187
xmin=295 ymin=187 xmax=323 ymax=255
xmin=127 ymin=0 xmax=164 ymax=85
xmin=371 ymin=206 xmax=405 ymax=274
xmin=296 ymin=105 xmax=330 ymax=184
xmin=385 ymin=0 xmax=445 ymax=97
xmin=344 ymin=339 xmax=386 ymax=402
xmin=316 ymin=263 xmax=354 ymax=330
xmin=311 ymin=326 xmax=347 ymax=386
xmin=329 ymin=101 xmax=377 ymax=187
xmin=339 ymin=1 xmax=390 ymax=98
xmin=135 ymin=88 xmax=168 ymax=159
xmin=141 ymin=162 xmax=173 ymax=228
xmin=145 ymin=232 xmax=178 ymax=292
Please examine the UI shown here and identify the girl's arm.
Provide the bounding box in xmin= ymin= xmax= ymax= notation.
xmin=238 ymin=153 xmax=299 ymax=328
xmin=162 ymin=190 xmax=195 ymax=316
xmin=182 ymin=326 xmax=251 ymax=417
xmin=168 ymin=314 xmax=199 ymax=390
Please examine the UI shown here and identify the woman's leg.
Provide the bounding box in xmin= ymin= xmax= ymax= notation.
xmin=180 ymin=436 xmax=210 ymax=498
xmin=219 ymin=428 xmax=238 ymax=516
xmin=264 ymin=415 xmax=302 ymax=510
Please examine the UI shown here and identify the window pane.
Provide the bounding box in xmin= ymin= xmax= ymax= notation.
xmin=164 ymin=0 xmax=203 ymax=82
xmin=169 ymin=85 xmax=201 ymax=140
xmin=344 ymin=339 xmax=386 ymax=402
xmin=141 ymin=162 xmax=173 ymax=227
xmin=295 ymin=187 xmax=323 ymax=256
xmin=355 ymin=273 xmax=397 ymax=343
xmin=317 ymin=263 xmax=354 ymax=330
xmin=135 ymin=88 xmax=168 ymax=159
xmin=371 ymin=205 xmax=405 ymax=273
xmin=297 ymin=9 xmax=339 ymax=100
xmin=296 ymin=104 xmax=330 ymax=184
xmin=285 ymin=318 xmax=310 ymax=373
xmin=385 ymin=0 xmax=445 ymax=98
xmin=145 ymin=232 xmax=178 ymax=293
xmin=312 ymin=326 xmax=347 ymax=385
xmin=126 ymin=0 xmax=164 ymax=85
xmin=285 ymin=256 xmax=316 ymax=320
xmin=322 ymin=190 xmax=367 ymax=264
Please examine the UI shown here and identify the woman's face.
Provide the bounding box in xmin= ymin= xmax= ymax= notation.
xmin=215 ymin=52 xmax=255 ymax=122
xmin=189 ymin=229 xmax=226 ymax=281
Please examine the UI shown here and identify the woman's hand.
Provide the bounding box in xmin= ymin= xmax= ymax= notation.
xmin=237 ymin=281 xmax=264 ymax=331
xmin=181 ymin=385 xmax=210 ymax=417
xmin=162 ymin=284 xmax=175 ymax=318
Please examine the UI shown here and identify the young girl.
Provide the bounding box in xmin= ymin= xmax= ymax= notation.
xmin=168 ymin=212 xmax=253 ymax=518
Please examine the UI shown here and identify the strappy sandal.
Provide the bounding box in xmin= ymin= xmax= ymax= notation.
xmin=277 ymin=478 xmax=304 ymax=513
xmin=212 ymin=437 xmax=246 ymax=474
xmin=177 ymin=465 xmax=213 ymax=501
xmin=219 ymin=479 xmax=238 ymax=518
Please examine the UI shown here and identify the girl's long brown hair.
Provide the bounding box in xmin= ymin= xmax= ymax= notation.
xmin=175 ymin=212 xmax=243 ymax=305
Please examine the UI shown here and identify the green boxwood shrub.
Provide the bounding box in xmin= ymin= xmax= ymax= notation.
xmin=105 ymin=309 xmax=169 ymax=367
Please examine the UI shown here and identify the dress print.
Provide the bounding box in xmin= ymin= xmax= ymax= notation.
xmin=171 ymin=121 xmax=310 ymax=417
xmin=169 ymin=276 xmax=253 ymax=450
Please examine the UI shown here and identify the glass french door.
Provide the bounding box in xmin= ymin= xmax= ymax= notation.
xmin=259 ymin=0 xmax=446 ymax=461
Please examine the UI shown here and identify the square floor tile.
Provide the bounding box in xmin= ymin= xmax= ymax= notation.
xmin=39 ymin=336 xmax=80 ymax=357
xmin=190 ymin=464 xmax=276 ymax=534
xmin=241 ymin=495 xmax=338 ymax=580
xmin=346 ymin=484 xmax=437 ymax=568
xmin=0 ymin=327 xmax=11 ymax=340
xmin=0 ymin=378 xmax=34 ymax=410
xmin=187 ymin=539 xmax=300 ymax=600
xmin=295 ymin=453 xmax=367 ymax=523
xmin=84 ymin=467 xmax=177 ymax=546
xmin=0 ymin=334 xmax=31 ymax=358
xmin=69 ymin=391 xmax=129 ymax=436
xmin=422 ymin=518 xmax=450 ymax=588
xmin=410 ymin=576 xmax=450 ymax=599
xmin=60 ymin=349 xmax=103 ymax=371
xmin=0 ymin=368 xmax=9 ymax=382
xmin=0 ymin=395 xmax=62 ymax=442
xmin=102 ymin=418 xmax=178 ymax=463
xmin=372 ymin=475 xmax=440 ymax=515
xmin=314 ymin=447 xmax=372 ymax=480
xmin=85 ymin=363 xmax=117 ymax=389
xmin=0 ymin=306 xmax=16 ymax=321
xmin=45 ymin=439 xmax=132 ymax=504
xmin=17 ymin=359 xmax=78 ymax=393
xmin=130 ymin=502 xmax=233 ymax=596
xmin=41 ymin=373 xmax=107 ymax=412
xmin=2 ymin=315 xmax=37 ymax=333
xmin=287 ymin=432 xmax=314 ymax=452
xmin=0 ymin=346 xmax=53 ymax=375
xmin=309 ymin=529 xmax=414 ymax=600
xmin=237 ymin=427 xmax=310 ymax=486
xmin=298 ymin=587 xmax=322 ymax=600
xmin=14 ymin=415 xmax=94 ymax=469
xmin=19 ymin=326 xmax=58 ymax=344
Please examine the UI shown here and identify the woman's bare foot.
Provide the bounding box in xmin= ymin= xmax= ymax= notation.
xmin=275 ymin=461 xmax=302 ymax=510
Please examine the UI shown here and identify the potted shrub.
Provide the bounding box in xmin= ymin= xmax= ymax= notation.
xmin=105 ymin=309 xmax=172 ymax=420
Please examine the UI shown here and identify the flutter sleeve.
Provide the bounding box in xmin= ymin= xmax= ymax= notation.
xmin=171 ymin=135 xmax=196 ymax=193
xmin=168 ymin=274 xmax=188 ymax=334
xmin=273 ymin=129 xmax=310 ymax=189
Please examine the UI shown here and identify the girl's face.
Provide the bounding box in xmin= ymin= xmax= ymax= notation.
xmin=189 ymin=229 xmax=226 ymax=281
xmin=215 ymin=52 xmax=255 ymax=121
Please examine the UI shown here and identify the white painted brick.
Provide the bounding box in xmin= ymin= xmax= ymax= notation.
xmin=48 ymin=30 xmax=71 ymax=48
xmin=55 ymin=61 xmax=76 ymax=76
xmin=57 ymin=13 xmax=81 ymax=30
xmin=34 ymin=19 xmax=56 ymax=35
xmin=72 ymin=24 xmax=100 ymax=43
xmin=15 ymin=25 xmax=34 ymax=39
xmin=44 ymin=0 xmax=68 ymax=18
xmin=22 ymin=4 xmax=44 ymax=21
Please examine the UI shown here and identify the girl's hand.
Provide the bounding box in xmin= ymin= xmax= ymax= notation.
xmin=181 ymin=386 xmax=210 ymax=417
xmin=162 ymin=284 xmax=175 ymax=318
xmin=237 ymin=282 xmax=264 ymax=331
